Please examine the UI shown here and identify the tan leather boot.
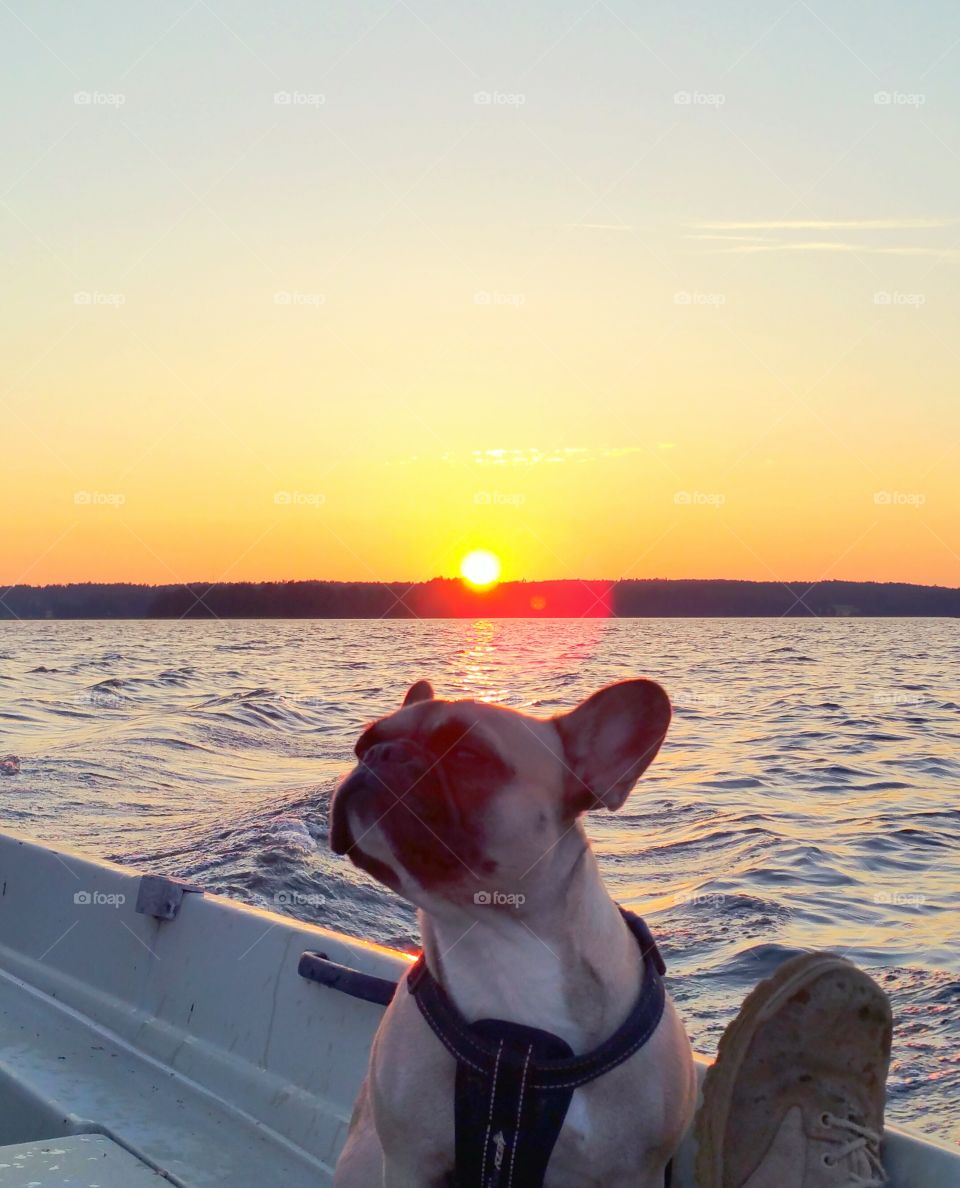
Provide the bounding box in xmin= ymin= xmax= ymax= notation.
xmin=696 ymin=952 xmax=892 ymax=1187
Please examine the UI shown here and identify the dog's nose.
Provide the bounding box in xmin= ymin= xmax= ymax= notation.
xmin=364 ymin=741 xmax=406 ymax=764
xmin=329 ymin=739 xmax=432 ymax=855
xmin=361 ymin=739 xmax=431 ymax=780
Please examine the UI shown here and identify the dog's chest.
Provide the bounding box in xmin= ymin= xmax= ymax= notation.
xmin=544 ymin=1086 xmax=643 ymax=1185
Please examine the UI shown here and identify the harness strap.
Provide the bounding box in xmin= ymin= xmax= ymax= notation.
xmin=409 ymin=909 xmax=667 ymax=1186
xmin=455 ymin=1020 xmax=575 ymax=1187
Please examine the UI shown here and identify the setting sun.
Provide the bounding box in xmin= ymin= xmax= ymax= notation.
xmin=460 ymin=550 xmax=502 ymax=589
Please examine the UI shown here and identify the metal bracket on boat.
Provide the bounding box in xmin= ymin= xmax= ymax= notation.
xmin=135 ymin=874 xmax=205 ymax=921
xmin=298 ymin=951 xmax=399 ymax=1006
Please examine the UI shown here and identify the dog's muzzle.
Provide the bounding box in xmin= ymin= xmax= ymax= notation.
xmin=330 ymin=738 xmax=438 ymax=855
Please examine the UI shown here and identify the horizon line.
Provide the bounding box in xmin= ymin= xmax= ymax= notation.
xmin=3 ymin=576 xmax=957 ymax=592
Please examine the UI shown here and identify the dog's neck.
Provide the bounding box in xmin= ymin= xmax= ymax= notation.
xmin=418 ymin=833 xmax=643 ymax=1052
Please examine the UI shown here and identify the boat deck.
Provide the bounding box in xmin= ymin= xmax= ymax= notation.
xmin=0 ymin=1135 xmax=166 ymax=1187
xmin=0 ymin=965 xmax=322 ymax=1186
xmin=0 ymin=831 xmax=956 ymax=1186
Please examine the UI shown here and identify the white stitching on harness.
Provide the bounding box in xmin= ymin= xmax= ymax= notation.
xmin=417 ymin=995 xmax=486 ymax=1075
xmin=413 ymin=966 xmax=493 ymax=1058
xmin=415 ymin=968 xmax=662 ymax=1089
xmin=506 ymin=1043 xmax=532 ymax=1188
xmin=479 ymin=1040 xmax=504 ymax=1186
xmin=528 ymin=1009 xmax=662 ymax=1090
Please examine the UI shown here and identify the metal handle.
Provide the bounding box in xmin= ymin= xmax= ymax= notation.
xmin=298 ymin=951 xmax=399 ymax=1006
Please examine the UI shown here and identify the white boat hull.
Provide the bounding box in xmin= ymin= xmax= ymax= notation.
xmin=0 ymin=831 xmax=955 ymax=1185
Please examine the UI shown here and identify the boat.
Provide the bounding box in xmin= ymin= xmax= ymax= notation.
xmin=0 ymin=829 xmax=956 ymax=1186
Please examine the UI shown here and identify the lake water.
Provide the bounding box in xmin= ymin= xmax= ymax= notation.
xmin=0 ymin=618 xmax=957 ymax=1139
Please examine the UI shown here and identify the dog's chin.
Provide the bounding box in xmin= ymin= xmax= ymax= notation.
xmin=330 ymin=800 xmax=404 ymax=893
xmin=351 ymin=847 xmax=403 ymax=893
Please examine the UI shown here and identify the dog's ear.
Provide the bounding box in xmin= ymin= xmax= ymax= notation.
xmin=555 ymin=679 xmax=671 ymax=812
xmin=402 ymin=679 xmax=434 ymax=707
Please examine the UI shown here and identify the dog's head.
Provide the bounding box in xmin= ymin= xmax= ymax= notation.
xmin=329 ymin=678 xmax=670 ymax=914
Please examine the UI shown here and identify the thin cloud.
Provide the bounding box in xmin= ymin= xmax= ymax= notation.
xmin=703 ymin=241 xmax=960 ymax=257
xmin=684 ymin=233 xmax=780 ymax=242
xmin=561 ymin=222 xmax=635 ymax=232
xmin=404 ymin=447 xmax=649 ymax=467
xmin=691 ymin=218 xmax=955 ymax=231
xmin=685 ymin=217 xmax=960 ymax=257
xmin=468 ymin=446 xmax=644 ymax=465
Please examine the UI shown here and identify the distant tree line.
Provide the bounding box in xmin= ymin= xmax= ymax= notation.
xmin=0 ymin=578 xmax=957 ymax=619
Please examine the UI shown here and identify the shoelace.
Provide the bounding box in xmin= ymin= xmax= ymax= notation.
xmin=820 ymin=1112 xmax=887 ymax=1186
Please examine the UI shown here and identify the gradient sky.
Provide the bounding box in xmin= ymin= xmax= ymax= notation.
xmin=2 ymin=1 xmax=958 ymax=588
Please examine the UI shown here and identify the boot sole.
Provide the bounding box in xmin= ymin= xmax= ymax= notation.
xmin=694 ymin=951 xmax=876 ymax=1188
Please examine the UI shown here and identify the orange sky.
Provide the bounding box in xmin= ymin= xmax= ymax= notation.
xmin=2 ymin=2 xmax=958 ymax=589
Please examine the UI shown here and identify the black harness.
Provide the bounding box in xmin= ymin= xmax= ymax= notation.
xmin=407 ymin=910 xmax=668 ymax=1188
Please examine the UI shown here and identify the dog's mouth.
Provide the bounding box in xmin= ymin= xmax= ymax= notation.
xmin=329 ymin=737 xmax=487 ymax=892
xmin=330 ymin=742 xmax=448 ymax=895
xmin=328 ymin=789 xmax=353 ymax=856
xmin=329 ymin=794 xmax=401 ymax=891
xmin=329 ymin=736 xmax=436 ymax=857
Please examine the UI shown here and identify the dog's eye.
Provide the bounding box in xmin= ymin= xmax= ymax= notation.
xmin=429 ymin=724 xmax=488 ymax=767
xmin=427 ymin=721 xmax=512 ymax=777
xmin=431 ymin=730 xmax=514 ymax=781
xmin=445 ymin=742 xmax=487 ymax=766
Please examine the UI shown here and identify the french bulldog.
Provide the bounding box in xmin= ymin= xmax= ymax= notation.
xmin=330 ymin=679 xmax=696 ymax=1187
